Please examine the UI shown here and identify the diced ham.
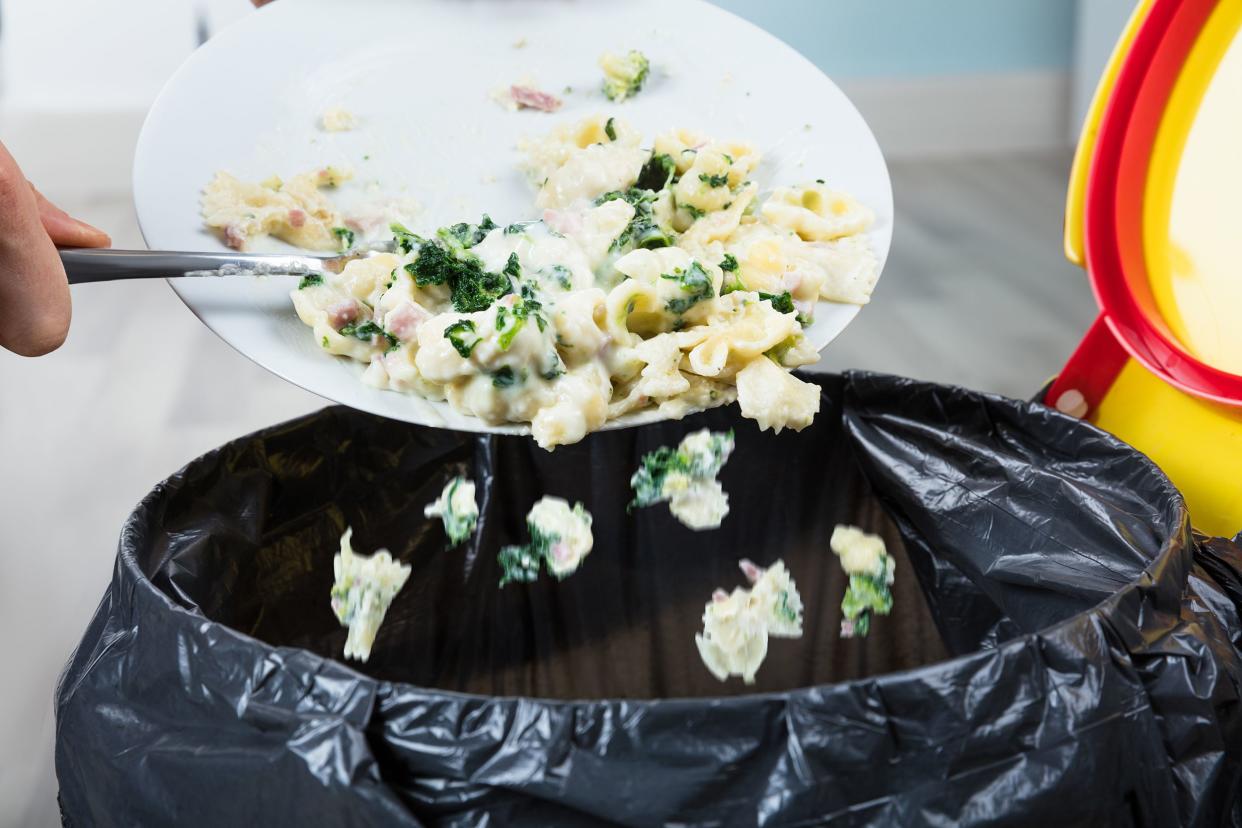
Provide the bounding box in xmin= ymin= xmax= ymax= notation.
xmin=344 ymin=215 xmax=382 ymax=237
xmin=510 ymin=85 xmax=562 ymax=113
xmin=739 ymin=559 xmax=764 ymax=584
xmin=385 ymin=301 xmax=430 ymax=340
xmin=223 ymin=224 xmax=247 ymax=250
xmin=549 ymin=542 xmax=572 ymax=568
xmin=782 ymin=271 xmax=803 ymax=293
xmin=328 ymin=299 xmax=360 ymax=328
xmin=793 ymin=298 xmax=814 ymax=318
xmin=543 ymin=208 xmax=582 ymax=235
xmin=287 ymin=208 xmax=306 ymax=228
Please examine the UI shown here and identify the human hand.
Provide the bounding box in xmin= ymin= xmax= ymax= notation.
xmin=0 ymin=141 xmax=110 ymax=356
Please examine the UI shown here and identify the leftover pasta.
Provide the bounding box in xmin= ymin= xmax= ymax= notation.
xmin=630 ymin=428 xmax=734 ymax=529
xmin=696 ymin=558 xmax=804 ymax=683
xmin=498 ymin=496 xmax=594 ymax=586
xmin=423 ymin=475 xmax=479 ymax=546
xmin=230 ymin=113 xmax=875 ymax=446
xmin=830 ymin=525 xmax=895 ymax=638
xmin=329 ymin=528 xmax=411 ymax=661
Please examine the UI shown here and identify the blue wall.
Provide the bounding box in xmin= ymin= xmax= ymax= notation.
xmin=710 ymin=0 xmax=1077 ymax=78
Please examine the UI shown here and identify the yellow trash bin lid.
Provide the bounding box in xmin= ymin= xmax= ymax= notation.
xmin=1051 ymin=0 xmax=1242 ymax=536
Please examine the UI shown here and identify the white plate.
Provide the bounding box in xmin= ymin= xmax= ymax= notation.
xmin=134 ymin=0 xmax=892 ymax=434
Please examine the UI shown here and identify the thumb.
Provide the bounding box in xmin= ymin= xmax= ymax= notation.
xmin=31 ymin=185 xmax=111 ymax=248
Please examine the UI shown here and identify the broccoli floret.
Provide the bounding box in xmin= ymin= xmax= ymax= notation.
xmin=719 ymin=254 xmax=739 ymax=272
xmin=661 ymin=261 xmax=714 ymax=314
xmin=698 ymin=173 xmax=729 ymax=188
xmin=600 ymin=49 xmax=650 ymax=102
xmin=758 ymin=291 xmax=795 ymax=314
xmin=444 ymin=320 xmax=481 ymax=358
xmin=605 ymin=117 xmax=618 ymax=141
xmin=298 ymin=273 xmax=324 ymax=290
xmin=635 ymin=153 xmax=677 ymax=191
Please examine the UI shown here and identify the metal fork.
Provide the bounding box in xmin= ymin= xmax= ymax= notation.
xmin=59 ymin=244 xmax=396 ymax=285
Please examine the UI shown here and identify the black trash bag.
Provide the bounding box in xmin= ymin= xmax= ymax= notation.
xmin=55 ymin=372 xmax=1242 ymax=827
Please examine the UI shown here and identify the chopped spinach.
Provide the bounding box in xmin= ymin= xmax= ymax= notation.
xmin=662 ymin=261 xmax=714 ymax=314
xmin=841 ymin=572 xmax=893 ymax=638
xmin=492 ymin=366 xmax=519 ymax=388
xmin=540 ymin=264 xmax=574 ymax=290
xmin=629 ymin=429 xmax=734 ymax=510
xmin=505 ymin=220 xmax=538 ymax=235
xmin=635 ymin=153 xmax=677 ymax=191
xmin=444 ymin=320 xmax=481 ymax=358
xmin=758 ymin=291 xmax=796 ymax=314
xmin=498 ymin=544 xmax=541 ymax=587
xmin=390 ymin=222 xmax=420 ymax=254
xmin=597 ymin=187 xmax=673 ymax=252
xmin=601 ymin=49 xmax=650 ymax=102
xmin=339 ymin=320 xmax=398 ymax=349
xmin=332 ymin=226 xmax=355 ymax=250
xmin=438 ymin=215 xmax=497 ymax=250
xmin=405 ymin=235 xmax=513 ymax=314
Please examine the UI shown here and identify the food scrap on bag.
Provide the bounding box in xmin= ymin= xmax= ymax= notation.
xmin=330 ymin=527 xmax=411 ymax=661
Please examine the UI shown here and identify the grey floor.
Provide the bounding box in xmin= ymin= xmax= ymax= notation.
xmin=0 ymin=144 xmax=1095 ymax=826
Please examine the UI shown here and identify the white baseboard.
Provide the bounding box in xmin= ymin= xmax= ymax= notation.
xmin=838 ymin=71 xmax=1073 ymax=159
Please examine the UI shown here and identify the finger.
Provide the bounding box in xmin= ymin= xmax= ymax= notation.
xmin=31 ymin=186 xmax=111 ymax=248
xmin=0 ymin=142 xmax=72 ymax=356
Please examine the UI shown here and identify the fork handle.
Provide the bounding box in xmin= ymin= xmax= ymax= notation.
xmin=60 ymin=248 xmax=328 ymax=284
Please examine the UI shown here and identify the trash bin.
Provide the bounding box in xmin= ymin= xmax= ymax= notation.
xmin=55 ymin=372 xmax=1242 ymax=827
